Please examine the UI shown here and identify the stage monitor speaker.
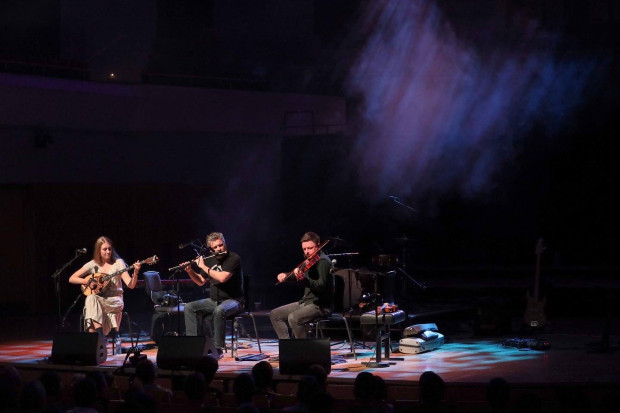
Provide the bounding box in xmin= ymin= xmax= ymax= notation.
xmin=278 ymin=338 xmax=331 ymax=375
xmin=156 ymin=335 xmax=218 ymax=370
xmin=51 ymin=332 xmax=107 ymax=366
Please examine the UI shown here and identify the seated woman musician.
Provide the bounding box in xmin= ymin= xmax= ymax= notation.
xmin=68 ymin=236 xmax=141 ymax=337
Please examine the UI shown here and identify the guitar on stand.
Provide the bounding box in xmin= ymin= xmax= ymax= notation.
xmin=524 ymin=239 xmax=547 ymax=328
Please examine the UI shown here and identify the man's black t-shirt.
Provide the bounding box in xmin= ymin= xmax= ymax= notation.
xmin=200 ymin=251 xmax=243 ymax=302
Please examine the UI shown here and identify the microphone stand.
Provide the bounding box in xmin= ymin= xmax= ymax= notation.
xmin=175 ymin=268 xmax=183 ymax=334
xmin=51 ymin=250 xmax=86 ymax=330
xmin=60 ymin=293 xmax=85 ymax=332
xmin=120 ymin=312 xmax=147 ymax=368
xmin=167 ymin=245 xmax=214 ymax=335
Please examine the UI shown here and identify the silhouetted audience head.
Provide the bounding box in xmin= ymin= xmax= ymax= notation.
xmin=353 ymin=371 xmax=376 ymax=401
xmin=372 ymin=375 xmax=388 ymax=401
xmin=0 ymin=365 xmax=22 ymax=410
xmin=135 ymin=359 xmax=157 ymax=385
xmin=251 ymin=360 xmax=274 ymax=392
xmin=233 ymin=372 xmax=256 ymax=406
xmin=513 ymin=392 xmax=543 ymax=413
xmin=19 ymin=380 xmax=46 ymax=411
xmin=114 ymin=399 xmax=147 ymax=413
xmin=184 ymin=372 xmax=207 ymax=402
xmin=237 ymin=404 xmax=259 ymax=413
xmin=123 ymin=386 xmax=157 ymax=413
xmin=309 ymin=390 xmax=334 ymax=413
xmin=86 ymin=370 xmax=109 ymax=395
xmin=486 ymin=377 xmax=510 ymax=411
xmin=419 ymin=370 xmax=445 ymax=404
xmin=599 ymin=389 xmax=620 ymax=413
xmin=40 ymin=370 xmax=63 ymax=401
xmin=72 ymin=377 xmax=98 ymax=409
xmin=195 ymin=355 xmax=219 ymax=384
xmin=297 ymin=375 xmax=320 ymax=406
xmin=308 ymin=364 xmax=328 ymax=389
xmin=555 ymin=387 xmax=593 ymax=413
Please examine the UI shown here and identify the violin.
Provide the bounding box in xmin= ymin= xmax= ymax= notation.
xmin=276 ymin=240 xmax=330 ymax=285
xmin=377 ymin=303 xmax=398 ymax=313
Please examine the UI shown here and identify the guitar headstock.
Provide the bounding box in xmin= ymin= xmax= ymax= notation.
xmin=535 ymin=238 xmax=544 ymax=256
xmin=143 ymin=255 xmax=159 ymax=265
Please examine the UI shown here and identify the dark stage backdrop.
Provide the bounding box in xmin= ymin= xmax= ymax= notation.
xmin=2 ymin=123 xmax=620 ymax=320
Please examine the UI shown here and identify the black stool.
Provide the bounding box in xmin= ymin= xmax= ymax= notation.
xmin=360 ymin=309 xmax=406 ymax=363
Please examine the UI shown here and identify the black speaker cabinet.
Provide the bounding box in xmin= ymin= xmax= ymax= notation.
xmin=278 ymin=338 xmax=331 ymax=375
xmin=156 ymin=335 xmax=218 ymax=370
xmin=51 ymin=332 xmax=107 ymax=365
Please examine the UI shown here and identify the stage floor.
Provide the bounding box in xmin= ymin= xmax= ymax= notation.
xmin=1 ymin=316 xmax=619 ymax=386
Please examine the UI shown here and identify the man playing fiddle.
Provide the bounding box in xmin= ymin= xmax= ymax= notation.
xmin=269 ymin=232 xmax=334 ymax=339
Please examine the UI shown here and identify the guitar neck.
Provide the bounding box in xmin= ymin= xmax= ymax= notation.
xmin=99 ymin=255 xmax=158 ymax=282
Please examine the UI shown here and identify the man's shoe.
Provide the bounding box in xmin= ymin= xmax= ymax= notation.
xmin=217 ymin=348 xmax=224 ymax=359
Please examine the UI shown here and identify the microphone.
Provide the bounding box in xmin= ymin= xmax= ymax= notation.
xmin=77 ymin=248 xmax=87 ymax=254
xmin=179 ymin=239 xmax=199 ymax=249
xmin=330 ymin=259 xmax=337 ymax=273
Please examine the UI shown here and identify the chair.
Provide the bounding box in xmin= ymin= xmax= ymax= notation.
xmin=311 ymin=273 xmax=357 ymax=359
xmin=223 ymin=273 xmax=263 ymax=355
xmin=143 ymin=271 xmax=185 ymax=342
xmin=79 ymin=306 xmax=125 ymax=355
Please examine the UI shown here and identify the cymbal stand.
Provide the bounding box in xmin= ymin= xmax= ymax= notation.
xmin=396 ymin=267 xmax=427 ymax=290
xmin=391 ymin=267 xmax=427 ymax=312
